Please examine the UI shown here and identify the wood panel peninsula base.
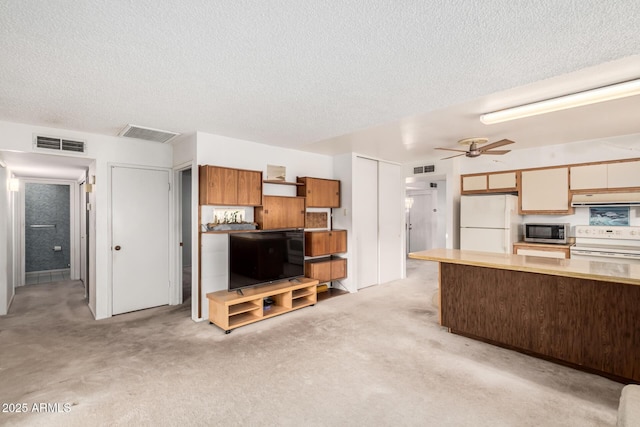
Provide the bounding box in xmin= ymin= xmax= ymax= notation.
xmin=206 ymin=277 xmax=319 ymax=334
xmin=408 ymin=249 xmax=640 ymax=383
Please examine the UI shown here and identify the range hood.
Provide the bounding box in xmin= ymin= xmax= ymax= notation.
xmin=571 ymin=192 xmax=640 ymax=207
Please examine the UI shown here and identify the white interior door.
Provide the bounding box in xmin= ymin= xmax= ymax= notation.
xmin=112 ymin=166 xmax=170 ymax=315
xmin=378 ymin=162 xmax=403 ymax=284
xmin=355 ymin=157 xmax=378 ymax=289
xmin=408 ymin=191 xmax=437 ymax=253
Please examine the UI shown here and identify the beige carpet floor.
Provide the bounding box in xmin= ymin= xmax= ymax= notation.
xmin=0 ymin=259 xmax=623 ymax=426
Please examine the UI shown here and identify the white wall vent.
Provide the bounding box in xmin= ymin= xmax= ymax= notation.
xmin=34 ymin=135 xmax=86 ymax=154
xmin=118 ymin=124 xmax=180 ymax=143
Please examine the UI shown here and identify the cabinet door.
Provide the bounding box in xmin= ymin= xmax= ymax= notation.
xmin=328 ymin=230 xmax=347 ymax=254
xmin=303 ymin=178 xmax=340 ymax=208
xmin=237 ymin=170 xmax=262 ymax=205
xmin=204 ymin=166 xmax=237 ymax=205
xmin=608 ymin=160 xmax=640 ymax=188
xmin=305 ymin=261 xmax=332 ymax=282
xmin=461 ymin=175 xmax=487 ymax=192
xmin=488 ymin=172 xmax=517 ymax=190
xmin=330 ymin=258 xmax=347 ymax=280
xmin=570 ymin=164 xmax=607 ymax=190
xmin=259 ymin=196 xmax=305 ymax=230
xmin=520 ymin=168 xmax=570 ymax=213
xmin=514 ymin=247 xmax=568 ymax=259
xmin=305 ymin=231 xmax=330 ymax=257
xmin=283 ymin=197 xmax=306 ymax=229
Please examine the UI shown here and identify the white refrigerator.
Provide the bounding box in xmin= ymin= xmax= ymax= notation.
xmin=460 ymin=194 xmax=521 ymax=254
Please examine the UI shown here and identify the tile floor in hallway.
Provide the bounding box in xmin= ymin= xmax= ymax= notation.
xmin=25 ymin=269 xmax=71 ymax=285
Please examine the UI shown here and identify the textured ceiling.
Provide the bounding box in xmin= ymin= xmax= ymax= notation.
xmin=1 ymin=0 xmax=639 ymax=165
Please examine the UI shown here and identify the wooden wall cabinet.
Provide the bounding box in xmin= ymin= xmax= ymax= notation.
xmin=519 ymin=167 xmax=572 ymax=214
xmin=305 ymin=230 xmax=347 ymax=257
xmin=305 ymin=257 xmax=347 ymax=282
xmin=461 ymin=171 xmax=517 ymax=194
xmin=297 ymin=177 xmax=340 ymax=207
xmin=199 ymin=165 xmax=262 ymax=206
xmin=254 ymin=196 xmax=305 ymax=230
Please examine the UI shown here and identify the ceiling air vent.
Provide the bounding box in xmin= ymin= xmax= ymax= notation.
xmin=118 ymin=124 xmax=180 ymax=143
xmin=413 ymin=165 xmax=435 ymax=174
xmin=34 ymin=135 xmax=86 ymax=154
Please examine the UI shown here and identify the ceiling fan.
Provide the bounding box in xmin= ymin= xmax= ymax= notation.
xmin=436 ymin=138 xmax=515 ymax=159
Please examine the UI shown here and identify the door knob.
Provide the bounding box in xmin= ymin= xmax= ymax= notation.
xmin=114 ymin=245 xmax=121 ymax=251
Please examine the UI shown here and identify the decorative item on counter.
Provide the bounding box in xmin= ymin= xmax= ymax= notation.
xmin=206 ymin=208 xmax=257 ymax=231
xmin=266 ymin=164 xmax=286 ymax=181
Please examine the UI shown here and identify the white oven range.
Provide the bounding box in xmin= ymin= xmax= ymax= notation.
xmin=570 ymin=226 xmax=640 ymax=264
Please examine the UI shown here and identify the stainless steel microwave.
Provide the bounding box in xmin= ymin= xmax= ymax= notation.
xmin=523 ymin=223 xmax=570 ymax=244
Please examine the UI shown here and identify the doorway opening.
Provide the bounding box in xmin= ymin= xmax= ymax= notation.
xmin=180 ymin=168 xmax=192 ymax=304
xmin=24 ymin=182 xmax=71 ymax=284
xmin=405 ymin=176 xmax=447 ymax=255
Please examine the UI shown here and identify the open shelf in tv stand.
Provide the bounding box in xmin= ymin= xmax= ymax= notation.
xmin=206 ymin=277 xmax=319 ymax=334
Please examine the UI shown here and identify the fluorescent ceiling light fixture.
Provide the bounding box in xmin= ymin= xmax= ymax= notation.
xmin=480 ymin=79 xmax=640 ymax=125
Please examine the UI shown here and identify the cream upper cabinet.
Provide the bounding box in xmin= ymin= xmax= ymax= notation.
xmin=608 ymin=160 xmax=640 ymax=188
xmin=520 ymin=167 xmax=571 ymax=213
xmin=462 ymin=171 xmax=517 ymax=194
xmin=461 ymin=175 xmax=487 ymax=192
xmin=570 ymin=164 xmax=607 ymax=190
xmin=488 ymin=172 xmax=517 ymax=190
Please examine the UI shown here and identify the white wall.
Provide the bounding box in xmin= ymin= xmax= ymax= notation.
xmin=195 ymin=131 xmax=334 ymax=320
xmin=331 ymin=153 xmax=354 ymax=292
xmin=0 ymin=165 xmax=15 ymax=315
xmin=0 ymin=120 xmax=173 ymax=319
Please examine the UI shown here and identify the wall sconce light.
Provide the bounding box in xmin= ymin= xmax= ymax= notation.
xmin=9 ymin=178 xmax=19 ymax=192
xmin=480 ymin=78 xmax=640 ymax=124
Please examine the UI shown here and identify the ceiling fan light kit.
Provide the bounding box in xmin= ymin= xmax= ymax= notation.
xmin=480 ymin=78 xmax=640 ymax=125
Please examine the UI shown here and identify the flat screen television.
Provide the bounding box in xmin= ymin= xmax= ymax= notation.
xmin=228 ymin=229 xmax=305 ymax=292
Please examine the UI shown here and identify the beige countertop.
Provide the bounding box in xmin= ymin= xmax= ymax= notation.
xmin=409 ymin=248 xmax=640 ymax=286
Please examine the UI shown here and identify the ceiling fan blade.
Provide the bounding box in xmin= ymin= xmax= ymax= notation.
xmin=481 ymin=150 xmax=511 ymax=155
xmin=479 ymin=139 xmax=515 ymax=152
xmin=441 ymin=153 xmax=466 ymax=160
xmin=435 ymin=148 xmax=468 ymax=153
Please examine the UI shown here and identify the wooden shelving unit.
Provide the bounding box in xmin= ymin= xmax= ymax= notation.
xmin=207 ymin=277 xmax=319 ymax=333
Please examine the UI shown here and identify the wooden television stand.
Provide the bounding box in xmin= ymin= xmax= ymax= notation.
xmin=206 ymin=277 xmax=319 ymax=334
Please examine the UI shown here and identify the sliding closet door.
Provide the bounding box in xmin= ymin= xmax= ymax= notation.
xmin=354 ymin=157 xmax=378 ymax=289
xmin=378 ymin=162 xmax=403 ymax=284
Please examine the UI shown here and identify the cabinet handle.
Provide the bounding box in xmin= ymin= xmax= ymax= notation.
xmin=307 ymin=190 xmax=311 ymax=194
xmin=264 ymin=209 xmax=269 ymax=214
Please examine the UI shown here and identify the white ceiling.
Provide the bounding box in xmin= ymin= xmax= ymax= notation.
xmin=1 ymin=0 xmax=640 ymax=170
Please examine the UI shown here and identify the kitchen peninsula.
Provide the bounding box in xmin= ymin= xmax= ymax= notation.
xmin=409 ymin=249 xmax=640 ymax=383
